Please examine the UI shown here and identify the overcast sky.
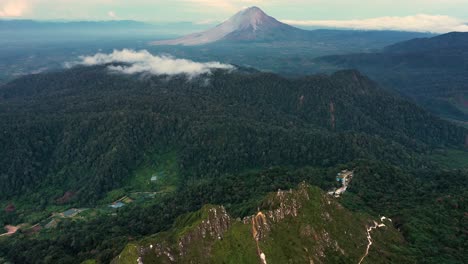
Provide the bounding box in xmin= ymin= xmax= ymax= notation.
xmin=1 ymin=0 xmax=468 ymax=33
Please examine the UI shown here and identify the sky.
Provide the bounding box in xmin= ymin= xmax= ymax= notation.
xmin=1 ymin=0 xmax=468 ymax=33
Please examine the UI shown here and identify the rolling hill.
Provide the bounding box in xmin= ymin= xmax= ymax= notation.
xmin=316 ymin=32 xmax=468 ymax=124
xmin=0 ymin=65 xmax=465 ymax=204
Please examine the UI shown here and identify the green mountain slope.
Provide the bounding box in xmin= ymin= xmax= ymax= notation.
xmin=0 ymin=66 xmax=465 ymax=205
xmin=0 ymin=162 xmax=466 ymax=263
xmin=0 ymin=66 xmax=466 ymax=263
xmin=112 ymin=184 xmax=412 ymax=264
xmin=316 ymin=32 xmax=468 ymax=123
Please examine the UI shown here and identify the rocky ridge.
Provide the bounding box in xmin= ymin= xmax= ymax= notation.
xmin=113 ymin=183 xmax=411 ymax=264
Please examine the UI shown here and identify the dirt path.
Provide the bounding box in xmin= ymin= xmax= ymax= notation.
xmin=358 ymin=217 xmax=389 ymax=264
xmin=252 ymin=212 xmax=268 ymax=264
xmin=0 ymin=225 xmax=19 ymax=237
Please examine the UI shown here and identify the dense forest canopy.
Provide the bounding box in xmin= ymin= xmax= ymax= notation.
xmin=0 ymin=66 xmax=465 ymax=203
xmin=0 ymin=65 xmax=466 ymax=263
xmin=317 ymin=32 xmax=468 ymax=123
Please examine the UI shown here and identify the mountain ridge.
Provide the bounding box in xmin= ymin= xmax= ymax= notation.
xmin=0 ymin=65 xmax=465 ymax=203
xmin=111 ymin=183 xmax=413 ymax=264
xmin=316 ymin=32 xmax=468 ymax=123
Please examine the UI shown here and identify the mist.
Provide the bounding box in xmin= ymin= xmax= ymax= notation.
xmin=70 ymin=49 xmax=235 ymax=77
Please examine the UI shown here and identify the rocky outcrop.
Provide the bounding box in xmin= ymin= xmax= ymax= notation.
xmin=177 ymin=206 xmax=231 ymax=256
xmin=113 ymin=183 xmax=410 ymax=264
xmin=244 ymin=182 xmax=310 ymax=228
xmin=114 ymin=206 xmax=231 ymax=264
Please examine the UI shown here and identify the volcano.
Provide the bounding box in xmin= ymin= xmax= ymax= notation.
xmin=152 ymin=6 xmax=306 ymax=45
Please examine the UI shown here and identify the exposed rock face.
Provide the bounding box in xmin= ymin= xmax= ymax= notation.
xmin=115 ymin=206 xmax=231 ymax=264
xmin=177 ymin=206 xmax=231 ymax=256
xmin=251 ymin=211 xmax=269 ymax=241
xmin=113 ymin=183 xmax=411 ymax=264
xmin=245 ymin=183 xmax=310 ymax=226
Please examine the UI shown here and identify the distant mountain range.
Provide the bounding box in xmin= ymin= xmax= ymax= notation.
xmin=0 ymin=19 xmax=215 ymax=36
xmin=317 ymin=32 xmax=468 ymax=124
xmin=152 ymin=6 xmax=432 ymax=46
xmin=384 ymin=32 xmax=468 ymax=53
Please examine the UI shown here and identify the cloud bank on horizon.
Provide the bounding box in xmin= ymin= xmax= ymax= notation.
xmin=1 ymin=0 xmax=468 ymax=33
xmin=69 ymin=49 xmax=234 ymax=77
xmin=0 ymin=0 xmax=29 ymax=17
xmin=283 ymin=14 xmax=468 ymax=33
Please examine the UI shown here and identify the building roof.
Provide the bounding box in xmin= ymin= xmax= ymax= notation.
xmin=109 ymin=202 xmax=125 ymax=209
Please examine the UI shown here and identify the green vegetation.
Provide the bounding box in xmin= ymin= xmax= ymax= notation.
xmin=341 ymin=161 xmax=468 ymax=263
xmin=0 ymin=66 xmax=464 ymax=207
xmin=0 ymin=162 xmax=466 ymax=263
xmin=114 ymin=185 xmax=414 ymax=264
xmin=0 ymin=66 xmax=466 ymax=263
xmin=81 ymin=260 xmax=97 ymax=264
xmin=428 ymin=149 xmax=468 ymax=169
xmin=127 ymin=151 xmax=179 ymax=193
xmin=211 ymin=223 xmax=258 ymax=264
xmin=317 ymin=32 xmax=468 ymax=123
xmin=98 ymin=150 xmax=179 ymax=205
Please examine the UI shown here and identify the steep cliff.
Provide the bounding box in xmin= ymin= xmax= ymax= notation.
xmin=112 ymin=183 xmax=413 ymax=264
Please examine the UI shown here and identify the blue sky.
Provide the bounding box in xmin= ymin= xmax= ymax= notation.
xmin=1 ymin=0 xmax=468 ymax=32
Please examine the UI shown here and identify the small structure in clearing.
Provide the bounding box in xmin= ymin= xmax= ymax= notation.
xmin=151 ymin=172 xmax=165 ymax=183
xmin=108 ymin=196 xmax=133 ymax=209
xmin=119 ymin=196 xmax=134 ymax=204
xmin=330 ymin=170 xmax=354 ymax=197
xmin=109 ymin=201 xmax=125 ymax=209
xmin=60 ymin=208 xmax=84 ymax=218
xmin=336 ymin=170 xmax=352 ymax=183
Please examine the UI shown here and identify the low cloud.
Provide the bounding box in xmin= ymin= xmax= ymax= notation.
xmin=70 ymin=49 xmax=235 ymax=77
xmin=282 ymin=14 xmax=468 ymax=33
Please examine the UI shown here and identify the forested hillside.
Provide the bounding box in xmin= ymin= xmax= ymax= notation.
xmin=0 ymin=66 xmax=466 ymax=263
xmin=0 ymin=66 xmax=465 ymax=204
xmin=317 ymin=32 xmax=468 ymax=123
xmin=112 ymin=184 xmax=413 ymax=264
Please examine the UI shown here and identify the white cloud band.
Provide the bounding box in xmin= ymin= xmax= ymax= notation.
xmin=0 ymin=0 xmax=29 ymax=17
xmin=282 ymin=14 xmax=468 ymax=33
xmin=70 ymin=49 xmax=235 ymax=77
